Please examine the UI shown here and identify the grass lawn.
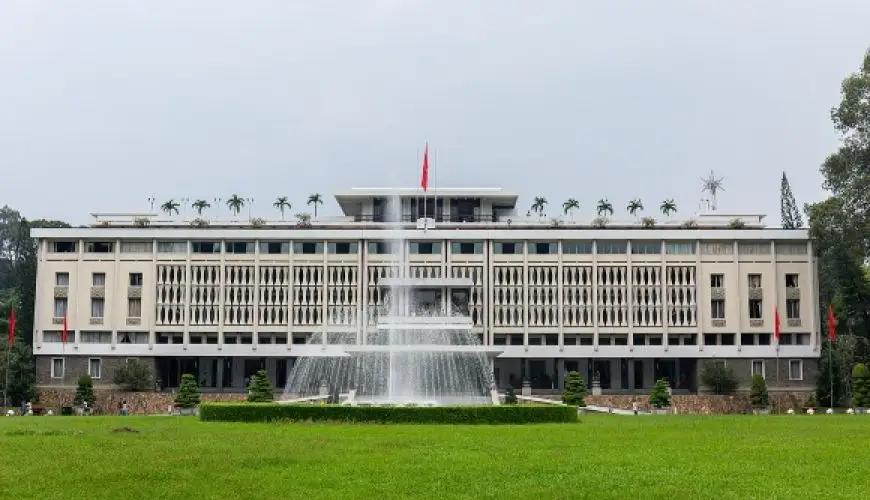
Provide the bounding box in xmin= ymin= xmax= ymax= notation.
xmin=1 ymin=415 xmax=868 ymax=499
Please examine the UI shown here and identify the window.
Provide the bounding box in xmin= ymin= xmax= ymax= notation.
xmin=562 ymin=241 xmax=593 ymax=254
xmin=701 ymin=242 xmax=733 ymax=255
xmin=788 ymin=360 xmax=803 ymax=381
xmin=128 ymin=298 xmax=142 ymax=318
xmin=92 ymin=272 xmax=106 ymax=286
xmin=120 ymin=241 xmax=152 ymax=253
xmin=53 ymin=298 xmax=68 ymax=317
xmin=597 ymin=242 xmax=627 ymax=254
xmin=739 ymin=243 xmax=771 ymax=255
xmin=157 ymin=241 xmax=187 ymax=253
xmin=52 ymin=241 xmax=76 ymax=253
xmin=494 ymin=242 xmax=520 ymax=254
xmin=748 ymin=299 xmax=763 ymax=319
xmin=366 ymin=241 xmax=395 ymax=254
xmin=85 ymin=241 xmax=113 ymax=253
xmin=129 ymin=273 xmax=143 ymax=286
xmin=259 ymin=241 xmax=290 ymax=254
xmin=748 ymin=274 xmax=762 ymax=288
xmin=710 ymin=299 xmax=725 ymax=319
xmin=91 ymin=298 xmax=105 ymax=319
xmin=294 ymin=242 xmax=323 ymax=254
xmin=665 ymin=242 xmax=695 ymax=255
xmin=119 ymin=332 xmax=148 ymax=344
xmin=631 ymin=241 xmax=660 ymax=255
xmin=785 ymin=274 xmax=799 ymax=288
xmin=51 ymin=358 xmax=65 ymax=379
xmin=55 ymin=272 xmax=70 ymax=286
xmin=225 ymin=241 xmax=254 ymax=254
xmin=710 ymin=274 xmax=724 ymax=288
xmin=409 ymin=242 xmax=441 ymax=254
xmin=81 ymin=331 xmax=111 ymax=343
xmin=328 ymin=242 xmax=359 ymax=254
xmin=751 ymin=360 xmax=765 ymax=378
xmin=777 ymin=243 xmax=807 ymax=255
xmin=88 ymin=358 xmax=102 ymax=379
xmin=451 ymin=242 xmax=482 ymax=255
xmin=192 ymin=241 xmax=220 ymax=254
xmin=786 ymin=299 xmax=800 ymax=319
xmin=528 ymin=242 xmax=556 ymax=255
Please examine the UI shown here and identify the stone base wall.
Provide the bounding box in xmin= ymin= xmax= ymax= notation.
xmin=583 ymin=392 xmax=815 ymax=414
xmin=36 ymin=389 xmax=251 ymax=415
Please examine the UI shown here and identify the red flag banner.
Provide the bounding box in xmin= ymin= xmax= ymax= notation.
xmin=420 ymin=143 xmax=429 ymax=192
xmin=6 ymin=307 xmax=14 ymax=346
xmin=61 ymin=312 xmax=68 ymax=344
xmin=828 ymin=304 xmax=836 ymax=342
xmin=773 ymin=307 xmax=781 ymax=341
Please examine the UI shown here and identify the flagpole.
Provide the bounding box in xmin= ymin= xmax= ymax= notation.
xmin=3 ymin=349 xmax=9 ymax=410
xmin=433 ymin=147 xmax=438 ymax=223
xmin=829 ymin=339 xmax=834 ymax=409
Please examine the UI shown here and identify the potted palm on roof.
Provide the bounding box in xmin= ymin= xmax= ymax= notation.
xmin=562 ymin=198 xmax=579 ymax=219
xmin=273 ymin=196 xmax=292 ymax=220
xmin=594 ymin=199 xmax=613 ymax=228
xmin=660 ymin=199 xmax=677 ymax=220
xmin=307 ymin=194 xmax=323 ymax=218
xmin=226 ymin=194 xmax=245 ymax=219
xmin=161 ymin=200 xmax=180 ymax=217
xmin=530 ymin=196 xmax=548 ymax=217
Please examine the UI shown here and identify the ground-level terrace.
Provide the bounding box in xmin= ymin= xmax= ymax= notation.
xmin=35 ymin=355 xmax=817 ymax=394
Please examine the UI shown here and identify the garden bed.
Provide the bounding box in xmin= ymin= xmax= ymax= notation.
xmin=199 ymin=403 xmax=578 ymax=424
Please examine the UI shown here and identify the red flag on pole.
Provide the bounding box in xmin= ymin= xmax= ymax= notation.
xmin=827 ymin=304 xmax=836 ymax=342
xmin=773 ymin=307 xmax=781 ymax=342
xmin=61 ymin=312 xmax=68 ymax=344
xmin=6 ymin=307 xmax=14 ymax=346
xmin=420 ymin=143 xmax=429 ymax=192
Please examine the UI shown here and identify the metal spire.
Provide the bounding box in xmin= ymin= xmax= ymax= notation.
xmin=701 ymin=170 xmax=725 ymax=211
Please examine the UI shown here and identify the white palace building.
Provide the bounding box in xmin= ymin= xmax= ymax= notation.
xmin=30 ymin=187 xmax=819 ymax=394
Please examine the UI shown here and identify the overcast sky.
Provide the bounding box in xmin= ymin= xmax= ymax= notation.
xmin=2 ymin=0 xmax=869 ymax=225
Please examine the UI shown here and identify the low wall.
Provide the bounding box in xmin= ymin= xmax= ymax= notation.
xmin=36 ymin=389 xmax=249 ymax=415
xmin=583 ymin=392 xmax=814 ymax=414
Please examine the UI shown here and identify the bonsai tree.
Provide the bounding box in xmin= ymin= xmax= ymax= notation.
xmin=649 ymin=378 xmax=671 ymax=408
xmin=503 ymin=386 xmax=518 ymax=404
xmin=700 ymin=362 xmax=739 ymax=395
xmin=749 ymin=374 xmax=769 ymax=408
xmin=561 ymin=371 xmax=587 ymax=406
xmin=74 ymin=374 xmax=95 ymax=406
xmin=852 ymin=363 xmax=870 ymax=407
xmin=113 ymin=359 xmax=154 ymax=392
xmin=174 ymin=374 xmax=201 ymax=409
xmin=247 ymin=369 xmax=274 ymax=402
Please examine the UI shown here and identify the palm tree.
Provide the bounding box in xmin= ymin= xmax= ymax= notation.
xmin=596 ymin=199 xmax=614 ymax=217
xmin=191 ymin=199 xmax=210 ymax=216
xmin=226 ymin=194 xmax=245 ymax=217
xmin=627 ymin=198 xmax=644 ymax=218
xmin=307 ymin=193 xmax=323 ymax=217
xmin=660 ymin=199 xmax=678 ymax=218
xmin=530 ymin=196 xmax=547 ymax=216
xmin=273 ymin=196 xmax=292 ymax=220
xmin=160 ymin=199 xmax=180 ymax=216
xmin=562 ymin=198 xmax=579 ymax=216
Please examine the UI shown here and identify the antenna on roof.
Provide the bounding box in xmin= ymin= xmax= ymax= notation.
xmin=701 ymin=171 xmax=725 ymax=212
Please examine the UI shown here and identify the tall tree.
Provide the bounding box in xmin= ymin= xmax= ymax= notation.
xmin=307 ymin=194 xmax=323 ymax=217
xmin=780 ymin=172 xmax=803 ymax=228
xmin=273 ymin=197 xmax=291 ymax=220
xmin=530 ymin=196 xmax=547 ymax=215
xmin=226 ymin=194 xmax=245 ymax=217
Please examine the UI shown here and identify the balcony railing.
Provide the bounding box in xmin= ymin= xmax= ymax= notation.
xmin=354 ymin=214 xmax=497 ymax=223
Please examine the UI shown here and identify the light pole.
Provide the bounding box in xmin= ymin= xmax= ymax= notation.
xmin=147 ymin=196 xmax=156 ymax=213
xmin=247 ymin=198 xmax=255 ymax=219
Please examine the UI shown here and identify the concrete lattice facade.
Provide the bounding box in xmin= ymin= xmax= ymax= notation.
xmin=30 ymin=188 xmax=819 ymax=394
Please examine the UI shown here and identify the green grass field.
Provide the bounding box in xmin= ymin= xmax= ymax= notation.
xmin=1 ymin=415 xmax=868 ymax=499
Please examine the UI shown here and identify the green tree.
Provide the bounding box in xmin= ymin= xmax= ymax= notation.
xmin=649 ymin=378 xmax=671 ymax=408
xmin=174 ymin=373 xmax=201 ymax=408
xmin=749 ymin=374 xmax=769 ymax=408
xmin=112 ymin=359 xmax=155 ymax=392
xmin=851 ymin=363 xmax=870 ymax=407
xmin=247 ymin=369 xmax=274 ymax=402
xmin=273 ymin=196 xmax=292 ymax=220
xmin=700 ymin=362 xmax=739 ymax=395
xmin=503 ymin=386 xmax=517 ymax=404
xmin=0 ymin=340 xmax=37 ymax=406
xmin=530 ymin=196 xmax=547 ymax=216
xmin=74 ymin=374 xmax=95 ymax=406
xmin=562 ymin=198 xmax=579 ymax=216
xmin=307 ymin=194 xmax=323 ymax=217
xmin=191 ymin=199 xmax=210 ymax=216
xmin=160 ymin=199 xmax=180 ymax=216
xmin=627 ymin=198 xmax=644 ymax=218
xmin=226 ymin=195 xmax=245 ymax=217
xmin=817 ymin=339 xmax=850 ymax=406
xmin=596 ymin=199 xmax=613 ymax=217
xmin=561 ymin=371 xmax=586 ymax=406
xmin=780 ymin=172 xmax=803 ymax=229
xmin=660 ymin=199 xmax=677 ymax=218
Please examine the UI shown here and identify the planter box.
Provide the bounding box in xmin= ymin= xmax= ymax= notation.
xmin=650 ymin=407 xmax=672 ymax=415
xmin=752 ymin=407 xmax=771 ymax=415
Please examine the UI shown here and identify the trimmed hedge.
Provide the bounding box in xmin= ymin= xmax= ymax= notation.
xmin=199 ymin=403 xmax=577 ymax=424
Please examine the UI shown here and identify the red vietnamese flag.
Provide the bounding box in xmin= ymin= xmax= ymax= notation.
xmin=828 ymin=304 xmax=836 ymax=342
xmin=6 ymin=307 xmax=15 ymax=346
xmin=420 ymin=143 xmax=429 ymax=192
xmin=61 ymin=312 xmax=68 ymax=344
xmin=773 ymin=307 xmax=781 ymax=342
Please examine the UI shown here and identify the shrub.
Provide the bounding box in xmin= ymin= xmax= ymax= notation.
xmin=191 ymin=218 xmax=209 ymax=227
xmin=503 ymin=386 xmax=517 ymax=405
xmin=592 ymin=216 xmax=607 ymax=228
xmin=561 ymin=371 xmax=586 ymax=406
xmin=649 ymin=378 xmax=671 ymax=408
xmin=175 ymin=374 xmax=201 ymax=409
xmin=113 ymin=359 xmax=154 ymax=392
xmin=681 ymin=219 xmax=698 ymax=229
xmin=199 ymin=403 xmax=578 ymax=424
xmin=247 ymin=369 xmax=274 ymax=403
xmin=641 ymin=217 xmax=656 ymax=228
xmin=74 ymin=375 xmax=95 ymax=406
xmin=749 ymin=374 xmax=769 ymax=407
xmin=250 ymin=217 xmax=266 ymax=227
xmin=852 ymin=363 xmax=870 ymax=407
xmin=133 ymin=217 xmax=150 ymax=227
xmin=728 ymin=218 xmax=746 ymax=229
xmin=700 ymin=362 xmax=739 ymax=395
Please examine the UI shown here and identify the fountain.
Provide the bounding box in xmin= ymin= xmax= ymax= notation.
xmin=281 ymin=194 xmax=502 ymax=406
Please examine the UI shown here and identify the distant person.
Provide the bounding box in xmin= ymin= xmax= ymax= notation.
xmin=121 ymin=400 xmax=129 ymax=416
xmin=20 ymin=401 xmax=27 ymax=416
xmin=632 ymin=401 xmax=639 ymax=415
